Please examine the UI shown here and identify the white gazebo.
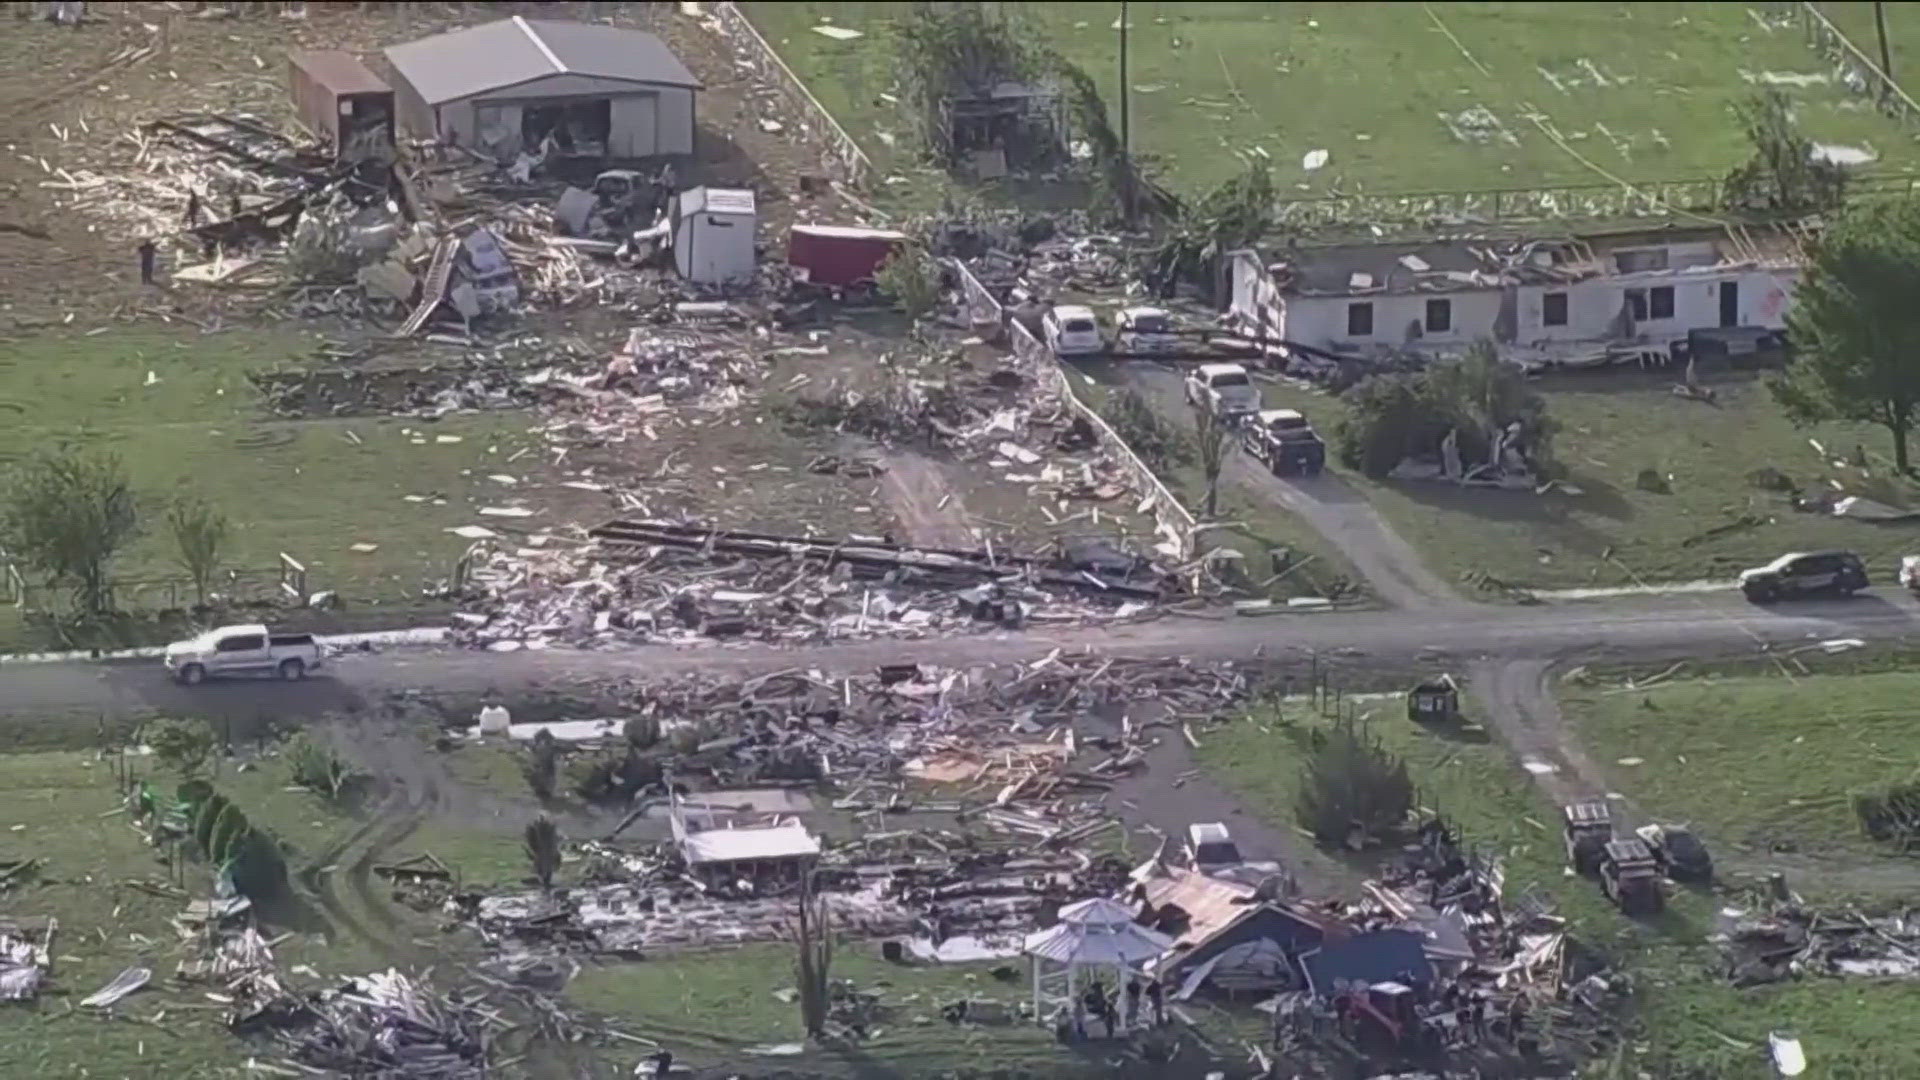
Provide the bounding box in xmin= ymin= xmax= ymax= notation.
xmin=1023 ymin=897 xmax=1174 ymax=1036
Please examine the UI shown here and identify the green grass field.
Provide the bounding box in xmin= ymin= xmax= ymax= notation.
xmin=1260 ymin=369 xmax=1920 ymax=591
xmin=1565 ymin=668 xmax=1920 ymax=855
xmin=1196 ymin=695 xmax=1920 ymax=1077
xmin=748 ymin=1 xmax=1918 ymax=196
xmin=0 ymin=327 xmax=603 ymax=650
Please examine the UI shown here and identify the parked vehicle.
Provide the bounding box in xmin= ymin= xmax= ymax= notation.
xmin=1599 ymin=838 xmax=1665 ymax=915
xmin=1562 ymin=801 xmax=1613 ymax=876
xmin=1184 ymin=821 xmax=1285 ymax=887
xmin=1184 ymin=362 xmax=1261 ymax=420
xmin=1635 ymin=822 xmax=1713 ymax=883
xmin=1114 ymin=306 xmax=1177 ymax=352
xmin=1737 ymin=550 xmax=1868 ymax=603
xmin=1042 ymin=304 xmax=1105 ymax=357
xmin=163 ymin=624 xmax=324 ymax=686
xmin=1241 ymin=407 xmax=1326 ymax=476
xmin=1185 ymin=822 xmax=1245 ymax=874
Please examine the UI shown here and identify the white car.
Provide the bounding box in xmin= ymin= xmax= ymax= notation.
xmin=1042 ymin=304 xmax=1105 ymax=357
xmin=1115 ymin=306 xmax=1177 ymax=352
xmin=1184 ymin=362 xmax=1261 ymax=419
xmin=163 ymin=624 xmax=324 ymax=686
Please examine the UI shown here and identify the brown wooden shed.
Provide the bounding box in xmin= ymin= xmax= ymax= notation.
xmin=288 ymin=49 xmax=394 ymax=162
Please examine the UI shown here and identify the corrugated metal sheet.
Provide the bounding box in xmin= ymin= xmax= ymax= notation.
xmin=385 ymin=16 xmax=700 ymax=106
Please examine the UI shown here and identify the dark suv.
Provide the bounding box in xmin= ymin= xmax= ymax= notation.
xmin=1737 ymin=550 xmax=1868 ymax=603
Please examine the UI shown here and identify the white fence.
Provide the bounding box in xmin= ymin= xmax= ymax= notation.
xmin=710 ymin=3 xmax=874 ymax=186
xmin=1006 ymin=318 xmax=1198 ymax=557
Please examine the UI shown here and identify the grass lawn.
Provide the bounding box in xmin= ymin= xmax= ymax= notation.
xmin=1564 ymin=668 xmax=1920 ymax=856
xmin=568 ymin=943 xmax=1101 ymax=1076
xmin=0 ymin=327 xmax=607 ymax=650
xmin=746 ymin=2 xmax=1917 ymax=196
xmin=0 ymin=750 xmax=400 ymax=1079
xmin=1261 ymin=368 xmax=1920 ymax=592
xmin=1195 ymin=694 xmax=1920 ymax=1077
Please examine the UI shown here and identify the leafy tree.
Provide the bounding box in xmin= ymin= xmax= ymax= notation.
xmin=1144 ymin=160 xmax=1277 ymax=297
xmin=524 ymin=815 xmax=562 ymax=892
xmin=893 ymin=5 xmax=1037 ymax=163
xmin=1333 ymin=374 xmax=1443 ymax=478
xmin=873 ymin=242 xmax=944 ymax=319
xmin=1193 ymin=406 xmax=1230 ymax=517
xmin=1721 ymin=89 xmax=1849 ymax=218
xmin=166 ymin=493 xmax=230 ymax=607
xmin=0 ymin=449 xmax=139 ymax=615
xmin=1294 ymin=719 xmax=1415 ymax=848
xmin=1773 ymin=199 xmax=1920 ymax=473
xmin=1335 ymin=344 xmax=1554 ymax=479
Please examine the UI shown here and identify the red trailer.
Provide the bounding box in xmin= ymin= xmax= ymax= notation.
xmin=787 ymin=224 xmax=908 ymax=287
xmin=288 ymin=50 xmax=394 ymax=162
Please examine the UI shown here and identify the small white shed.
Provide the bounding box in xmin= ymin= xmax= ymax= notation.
xmin=673 ymin=186 xmax=756 ymax=284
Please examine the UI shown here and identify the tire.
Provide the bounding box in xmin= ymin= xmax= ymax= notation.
xmin=278 ymin=658 xmax=306 ymax=681
xmin=177 ymin=663 xmax=206 ymax=687
xmin=1743 ymin=582 xmax=1776 ymax=604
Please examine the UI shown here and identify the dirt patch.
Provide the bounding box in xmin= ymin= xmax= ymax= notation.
xmin=876 ymin=450 xmax=977 ymax=548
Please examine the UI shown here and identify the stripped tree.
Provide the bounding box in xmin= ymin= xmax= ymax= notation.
xmin=791 ymin=870 xmax=835 ymax=1039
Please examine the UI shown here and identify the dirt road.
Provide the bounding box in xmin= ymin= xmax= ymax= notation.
xmin=5 ymin=592 xmax=1913 ymax=727
xmin=1117 ymin=363 xmax=1459 ymax=610
xmin=1471 ymin=657 xmax=1920 ymax=896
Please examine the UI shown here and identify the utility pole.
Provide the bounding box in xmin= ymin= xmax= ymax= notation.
xmin=1874 ymin=2 xmax=1895 ymax=92
xmin=1118 ymin=0 xmax=1133 ymax=224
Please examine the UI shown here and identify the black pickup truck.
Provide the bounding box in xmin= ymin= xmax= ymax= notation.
xmin=1241 ymin=408 xmax=1326 ymax=478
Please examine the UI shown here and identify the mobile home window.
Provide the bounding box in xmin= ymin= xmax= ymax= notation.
xmin=1649 ymin=285 xmax=1675 ymax=320
xmin=1542 ymin=292 xmax=1568 ymax=327
xmin=1425 ymin=298 xmax=1452 ymax=333
xmin=1347 ymin=302 xmax=1374 ymax=336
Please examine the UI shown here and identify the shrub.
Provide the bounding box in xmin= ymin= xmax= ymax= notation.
xmin=1855 ymin=781 xmax=1920 ymax=850
xmin=524 ymin=729 xmax=559 ymax=802
xmin=1098 ymin=389 xmax=1188 ymax=476
xmin=147 ymin=718 xmax=214 ymax=776
xmin=285 ymin=735 xmax=355 ymax=802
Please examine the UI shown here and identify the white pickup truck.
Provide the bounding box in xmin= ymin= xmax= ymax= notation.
xmin=163 ymin=624 xmax=324 ymax=686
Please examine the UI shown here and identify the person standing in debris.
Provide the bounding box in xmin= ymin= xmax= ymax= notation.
xmin=183 ymin=189 xmax=202 ymax=227
xmin=1145 ymin=978 xmax=1165 ymax=1026
xmin=229 ymin=191 xmax=243 ymax=220
xmin=137 ymin=237 xmax=157 ymax=286
xmin=642 ymin=1048 xmax=672 ymax=1076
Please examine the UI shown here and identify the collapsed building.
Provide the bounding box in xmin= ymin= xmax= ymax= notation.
xmin=1226 ymin=224 xmax=1803 ymax=372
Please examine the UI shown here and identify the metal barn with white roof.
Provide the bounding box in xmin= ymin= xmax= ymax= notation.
xmin=385 ymin=16 xmax=702 ymax=161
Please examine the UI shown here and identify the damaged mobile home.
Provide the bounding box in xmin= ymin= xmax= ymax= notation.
xmin=1227 ymin=224 xmax=1803 ymax=370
